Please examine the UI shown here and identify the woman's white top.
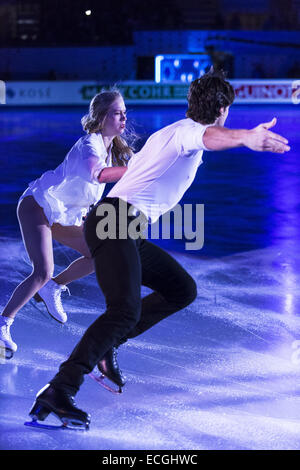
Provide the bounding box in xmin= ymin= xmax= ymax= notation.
xmin=108 ymin=118 xmax=211 ymax=223
xmin=19 ymin=132 xmax=111 ymax=226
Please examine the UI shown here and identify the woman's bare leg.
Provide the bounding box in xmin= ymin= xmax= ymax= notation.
xmin=2 ymin=197 xmax=54 ymax=319
xmin=51 ymin=223 xmax=94 ymax=286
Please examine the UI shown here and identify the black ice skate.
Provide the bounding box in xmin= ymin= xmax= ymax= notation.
xmin=89 ymin=347 xmax=126 ymax=394
xmin=25 ymin=384 xmax=90 ymax=430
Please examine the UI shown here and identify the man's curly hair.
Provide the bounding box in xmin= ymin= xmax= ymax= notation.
xmin=186 ymin=68 xmax=235 ymax=124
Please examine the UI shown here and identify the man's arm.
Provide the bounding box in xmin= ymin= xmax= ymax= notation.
xmin=98 ymin=167 xmax=127 ymax=183
xmin=203 ymin=117 xmax=290 ymax=154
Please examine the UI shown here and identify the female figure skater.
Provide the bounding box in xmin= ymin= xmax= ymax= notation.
xmin=0 ymin=89 xmax=132 ymax=359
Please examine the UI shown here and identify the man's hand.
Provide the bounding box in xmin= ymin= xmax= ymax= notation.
xmin=244 ymin=117 xmax=290 ymax=153
xmin=203 ymin=118 xmax=290 ymax=153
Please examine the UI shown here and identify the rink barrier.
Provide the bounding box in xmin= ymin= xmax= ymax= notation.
xmin=1 ymin=80 xmax=299 ymax=106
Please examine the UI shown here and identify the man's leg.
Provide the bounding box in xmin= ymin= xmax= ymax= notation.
xmin=124 ymin=240 xmax=197 ymax=341
xmin=49 ymin=237 xmax=142 ymax=395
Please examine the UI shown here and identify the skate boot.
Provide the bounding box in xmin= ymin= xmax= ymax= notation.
xmin=0 ymin=316 xmax=17 ymax=360
xmin=25 ymin=384 xmax=90 ymax=430
xmin=34 ymin=279 xmax=69 ymax=324
xmin=89 ymin=347 xmax=126 ymax=394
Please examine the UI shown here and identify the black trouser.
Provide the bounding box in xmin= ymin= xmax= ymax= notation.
xmin=50 ymin=198 xmax=197 ymax=395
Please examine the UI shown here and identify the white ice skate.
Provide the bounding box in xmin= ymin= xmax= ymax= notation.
xmin=0 ymin=317 xmax=17 ymax=359
xmin=34 ymin=279 xmax=69 ymax=324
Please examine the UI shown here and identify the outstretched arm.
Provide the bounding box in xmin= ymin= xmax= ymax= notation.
xmin=203 ymin=118 xmax=290 ymax=154
xmin=98 ymin=166 xmax=127 ymax=183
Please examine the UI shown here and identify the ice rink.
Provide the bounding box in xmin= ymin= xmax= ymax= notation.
xmin=1 ymin=103 xmax=300 ymax=450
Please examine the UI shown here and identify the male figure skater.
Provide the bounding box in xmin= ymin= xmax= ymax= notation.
xmin=27 ymin=70 xmax=290 ymax=429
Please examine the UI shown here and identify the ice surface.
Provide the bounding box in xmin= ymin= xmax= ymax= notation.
xmin=1 ymin=239 xmax=300 ymax=450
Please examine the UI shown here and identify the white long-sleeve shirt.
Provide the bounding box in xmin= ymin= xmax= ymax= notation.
xmin=108 ymin=118 xmax=211 ymax=223
xmin=19 ymin=132 xmax=111 ymax=226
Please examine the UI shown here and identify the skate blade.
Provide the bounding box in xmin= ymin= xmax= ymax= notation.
xmin=24 ymin=418 xmax=89 ymax=431
xmin=89 ymin=372 xmax=123 ymax=394
xmin=24 ymin=420 xmax=65 ymax=430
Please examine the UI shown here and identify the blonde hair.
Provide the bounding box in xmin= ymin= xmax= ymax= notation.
xmin=81 ymin=88 xmax=134 ymax=166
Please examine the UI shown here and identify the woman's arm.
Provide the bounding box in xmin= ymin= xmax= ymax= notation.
xmin=203 ymin=118 xmax=290 ymax=154
xmin=97 ymin=166 xmax=127 ymax=183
